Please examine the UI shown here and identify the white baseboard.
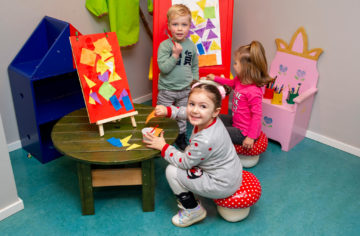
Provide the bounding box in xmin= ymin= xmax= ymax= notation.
xmin=0 ymin=198 xmax=24 ymax=221
xmin=133 ymin=93 xmax=152 ymax=104
xmin=306 ymin=130 xmax=360 ymax=157
xmin=7 ymin=140 xmax=21 ymax=152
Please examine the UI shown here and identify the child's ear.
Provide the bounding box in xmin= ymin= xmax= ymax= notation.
xmin=212 ymin=107 xmax=221 ymax=118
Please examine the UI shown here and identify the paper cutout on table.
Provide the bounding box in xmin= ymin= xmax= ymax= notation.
xmin=80 ymin=48 xmax=97 ymax=67
xmin=100 ymin=50 xmax=113 ymax=61
xmin=198 ymin=54 xmax=217 ymax=67
xmin=197 ymin=43 xmax=205 ymax=55
xmin=84 ymin=75 xmax=96 ymax=88
xmin=206 ymin=19 xmax=215 ymax=29
xmin=109 ymin=72 xmax=121 ymax=82
xmin=107 ymin=137 xmax=123 ymax=147
xmin=145 ymin=110 xmax=156 ymax=124
xmin=70 ymin=32 xmax=137 ymax=124
xmin=96 ymin=59 xmax=110 ymax=75
xmin=197 ymin=0 xmax=206 ymax=10
xmin=98 ymin=70 xmax=109 ymax=82
xmin=90 ymin=91 xmax=102 ymax=104
xmin=98 ymin=82 xmax=116 ymax=101
xmin=110 ymin=95 xmax=122 ymax=111
xmin=204 ymin=6 xmax=216 ymax=18
xmin=207 ymin=30 xmax=218 ymax=40
xmin=190 ymin=34 xmax=200 ymax=44
xmin=120 ymin=135 xmax=132 ymax=147
xmin=210 ymin=41 xmax=221 ymax=50
xmin=152 ymin=127 xmax=163 ymax=137
xmin=93 ymin=37 xmax=112 ymax=54
xmin=172 ymin=0 xmax=222 ymax=67
xmin=126 ymin=143 xmax=141 ymax=151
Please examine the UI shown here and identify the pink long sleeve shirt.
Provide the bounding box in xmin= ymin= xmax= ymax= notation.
xmin=215 ymin=76 xmax=263 ymax=139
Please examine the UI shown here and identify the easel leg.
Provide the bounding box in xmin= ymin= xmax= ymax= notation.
xmin=141 ymin=158 xmax=155 ymax=212
xmin=131 ymin=116 xmax=137 ymax=127
xmin=77 ymin=162 xmax=95 ymax=215
xmin=98 ymin=124 xmax=104 ymax=136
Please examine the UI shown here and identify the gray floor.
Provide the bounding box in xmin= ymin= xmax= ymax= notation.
xmin=1 ymin=129 xmax=360 ymax=235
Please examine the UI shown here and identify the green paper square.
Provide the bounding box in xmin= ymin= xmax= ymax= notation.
xmin=98 ymin=82 xmax=116 ymax=101
xmin=204 ymin=6 xmax=215 ymax=19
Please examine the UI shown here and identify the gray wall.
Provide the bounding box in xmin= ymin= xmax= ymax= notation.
xmin=0 ymin=0 xmax=359 ymax=156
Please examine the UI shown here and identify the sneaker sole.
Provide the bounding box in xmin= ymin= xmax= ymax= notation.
xmin=172 ymin=211 xmax=207 ymax=227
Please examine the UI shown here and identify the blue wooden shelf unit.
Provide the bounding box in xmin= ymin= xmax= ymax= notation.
xmin=8 ymin=16 xmax=85 ymax=163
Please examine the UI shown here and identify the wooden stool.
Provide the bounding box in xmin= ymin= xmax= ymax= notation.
xmin=213 ymin=171 xmax=261 ymax=222
xmin=234 ymin=132 xmax=268 ymax=168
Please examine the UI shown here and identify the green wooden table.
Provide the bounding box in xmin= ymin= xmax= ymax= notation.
xmin=51 ymin=104 xmax=178 ymax=215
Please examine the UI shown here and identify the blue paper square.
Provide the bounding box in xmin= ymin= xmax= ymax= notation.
xmin=122 ymin=95 xmax=134 ymax=111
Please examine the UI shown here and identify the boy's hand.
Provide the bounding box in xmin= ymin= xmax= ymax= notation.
xmin=242 ymin=137 xmax=254 ymax=149
xmin=155 ymin=105 xmax=167 ymax=117
xmin=172 ymin=42 xmax=182 ymax=59
xmin=143 ymin=131 xmax=166 ymax=151
xmin=206 ymin=74 xmax=215 ymax=81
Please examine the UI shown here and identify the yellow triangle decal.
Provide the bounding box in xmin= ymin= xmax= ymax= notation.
xmin=84 ymin=75 xmax=97 ymax=88
xmin=210 ymin=41 xmax=221 ymax=50
xmin=190 ymin=34 xmax=200 ymax=44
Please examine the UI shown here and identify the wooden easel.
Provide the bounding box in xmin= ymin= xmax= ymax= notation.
xmin=96 ymin=110 xmax=138 ymax=136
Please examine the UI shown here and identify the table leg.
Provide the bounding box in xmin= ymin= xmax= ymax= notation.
xmin=77 ymin=162 xmax=94 ymax=215
xmin=141 ymin=158 xmax=155 ymax=212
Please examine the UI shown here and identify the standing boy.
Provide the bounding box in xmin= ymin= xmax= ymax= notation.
xmin=157 ymin=4 xmax=199 ymax=150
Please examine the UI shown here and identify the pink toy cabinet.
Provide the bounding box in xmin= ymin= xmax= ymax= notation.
xmin=262 ymin=27 xmax=323 ymax=151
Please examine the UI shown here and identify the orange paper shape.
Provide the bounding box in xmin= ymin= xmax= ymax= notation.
xmin=80 ymin=48 xmax=97 ymax=67
xmin=93 ymin=37 xmax=112 ymax=54
xmin=145 ymin=110 xmax=156 ymax=124
xmin=198 ymin=54 xmax=217 ymax=67
xmin=152 ymin=127 xmax=163 ymax=137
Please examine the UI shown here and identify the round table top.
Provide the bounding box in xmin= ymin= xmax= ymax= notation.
xmin=51 ymin=104 xmax=179 ymax=165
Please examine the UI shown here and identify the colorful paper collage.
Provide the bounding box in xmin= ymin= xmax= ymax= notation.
xmin=70 ymin=32 xmax=136 ymax=123
xmin=172 ymin=0 xmax=222 ymax=67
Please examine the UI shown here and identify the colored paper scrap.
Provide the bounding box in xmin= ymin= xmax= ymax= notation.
xmin=80 ymin=48 xmax=97 ymax=67
xmin=119 ymin=89 xmax=129 ymax=100
xmin=120 ymin=135 xmax=132 ymax=147
xmin=191 ymin=10 xmax=199 ymax=20
xmin=96 ymin=59 xmax=110 ymax=75
xmin=190 ymin=34 xmax=200 ymax=44
xmin=100 ymin=49 xmax=113 ymax=61
xmin=90 ymin=91 xmax=102 ymax=104
xmin=107 ymin=137 xmax=123 ymax=147
xmin=199 ymin=54 xmax=217 ymax=67
xmin=93 ymin=37 xmax=112 ymax=55
xmin=84 ymin=75 xmax=97 ymax=88
xmin=110 ymin=95 xmax=122 ymax=111
xmin=152 ymin=128 xmax=163 ymax=137
xmin=190 ymin=21 xmax=196 ymax=29
xmin=206 ymin=19 xmax=215 ymax=29
xmin=195 ymin=28 xmax=205 ymax=38
xmin=122 ymin=95 xmax=134 ymax=111
xmin=126 ymin=143 xmax=141 ymax=151
xmin=202 ymin=41 xmax=212 ymax=51
xmin=105 ymin=57 xmax=115 ymax=73
xmin=89 ymin=92 xmax=96 ymax=105
xmin=197 ymin=0 xmax=206 ymax=10
xmin=197 ymin=43 xmax=205 ymax=55
xmin=98 ymin=82 xmax=116 ymax=101
xmin=109 ymin=72 xmax=121 ymax=82
xmin=98 ymin=70 xmax=109 ymax=82
xmin=210 ymin=41 xmax=221 ymax=50
xmin=145 ymin=110 xmax=156 ymax=124
xmin=204 ymin=6 xmax=216 ymax=19
xmin=207 ymin=30 xmax=218 ymax=40
xmin=195 ymin=15 xmax=206 ymax=25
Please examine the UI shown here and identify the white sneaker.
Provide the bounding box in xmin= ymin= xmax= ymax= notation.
xmin=172 ymin=202 xmax=207 ymax=227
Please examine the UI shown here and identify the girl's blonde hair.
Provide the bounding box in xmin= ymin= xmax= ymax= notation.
xmin=234 ymin=41 xmax=273 ymax=87
xmin=167 ymin=4 xmax=191 ymax=23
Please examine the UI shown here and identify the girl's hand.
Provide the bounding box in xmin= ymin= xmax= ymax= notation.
xmin=206 ymin=74 xmax=215 ymax=81
xmin=242 ymin=137 xmax=254 ymax=149
xmin=143 ymin=131 xmax=167 ymax=151
xmin=154 ymin=105 xmax=167 ymax=117
xmin=172 ymin=42 xmax=182 ymax=59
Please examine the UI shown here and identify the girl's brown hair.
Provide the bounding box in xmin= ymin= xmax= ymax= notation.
xmin=189 ymin=81 xmax=231 ymax=109
xmin=234 ymin=41 xmax=273 ymax=87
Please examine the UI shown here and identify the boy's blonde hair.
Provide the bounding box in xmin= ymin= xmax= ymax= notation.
xmin=234 ymin=41 xmax=273 ymax=87
xmin=167 ymin=4 xmax=192 ymax=23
